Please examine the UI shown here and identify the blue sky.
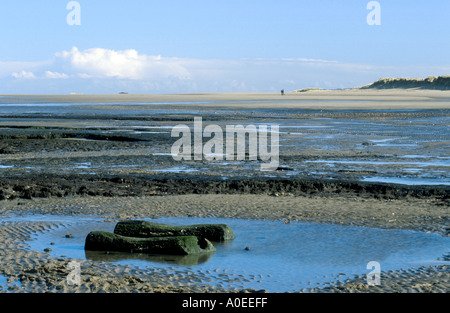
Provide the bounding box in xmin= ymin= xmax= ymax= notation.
xmin=1 ymin=0 xmax=449 ymax=94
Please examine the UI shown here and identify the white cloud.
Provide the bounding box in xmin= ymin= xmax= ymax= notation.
xmin=3 ymin=47 xmax=449 ymax=94
xmin=57 ymin=47 xmax=191 ymax=80
xmin=0 ymin=59 xmax=52 ymax=79
xmin=11 ymin=70 xmax=36 ymax=79
xmin=45 ymin=71 xmax=69 ymax=79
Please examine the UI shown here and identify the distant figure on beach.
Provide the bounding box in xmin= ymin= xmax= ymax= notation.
xmin=281 ymin=89 xmax=285 ymax=95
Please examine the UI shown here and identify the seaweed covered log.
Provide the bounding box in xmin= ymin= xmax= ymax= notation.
xmin=114 ymin=220 xmax=236 ymax=241
xmin=84 ymin=231 xmax=216 ymax=255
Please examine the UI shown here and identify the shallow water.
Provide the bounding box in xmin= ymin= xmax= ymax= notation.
xmin=18 ymin=215 xmax=450 ymax=292
xmin=361 ymin=177 xmax=450 ymax=186
xmin=305 ymin=159 xmax=450 ymax=167
xmin=0 ymin=275 xmax=7 ymax=289
xmin=0 ymin=273 xmax=22 ymax=291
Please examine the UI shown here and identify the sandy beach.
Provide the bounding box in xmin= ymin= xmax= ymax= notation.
xmin=2 ymin=88 xmax=450 ymax=109
xmin=0 ymin=90 xmax=449 ymax=293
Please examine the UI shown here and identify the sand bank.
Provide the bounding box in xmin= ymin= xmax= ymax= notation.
xmin=1 ymin=89 xmax=450 ymax=110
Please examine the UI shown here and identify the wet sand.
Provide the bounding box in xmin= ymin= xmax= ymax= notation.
xmin=0 ymin=90 xmax=449 ymax=293
xmin=2 ymin=88 xmax=450 ymax=108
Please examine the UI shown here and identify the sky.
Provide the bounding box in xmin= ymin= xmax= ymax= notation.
xmin=1 ymin=0 xmax=449 ymax=94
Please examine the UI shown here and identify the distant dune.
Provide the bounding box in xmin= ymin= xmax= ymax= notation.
xmin=294 ymin=76 xmax=450 ymax=92
xmin=359 ymin=76 xmax=450 ymax=90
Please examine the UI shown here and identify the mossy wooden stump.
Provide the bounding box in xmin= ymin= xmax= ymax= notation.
xmin=114 ymin=220 xmax=236 ymax=242
xmin=85 ymin=220 xmax=235 ymax=255
xmin=85 ymin=231 xmax=216 ymax=255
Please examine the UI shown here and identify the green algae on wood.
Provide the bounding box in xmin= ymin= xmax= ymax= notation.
xmin=114 ymin=220 xmax=236 ymax=241
xmin=85 ymin=231 xmax=216 ymax=255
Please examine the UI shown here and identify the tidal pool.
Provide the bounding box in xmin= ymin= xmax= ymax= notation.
xmin=21 ymin=215 xmax=450 ymax=292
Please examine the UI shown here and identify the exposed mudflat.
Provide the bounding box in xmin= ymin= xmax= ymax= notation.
xmin=0 ymin=91 xmax=449 ymax=293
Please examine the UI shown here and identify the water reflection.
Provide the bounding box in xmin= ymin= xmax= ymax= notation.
xmin=84 ymin=249 xmax=216 ymax=266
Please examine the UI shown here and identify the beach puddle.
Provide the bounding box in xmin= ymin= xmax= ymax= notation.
xmin=302 ymin=158 xmax=450 ymax=185
xmin=154 ymin=166 xmax=199 ymax=173
xmin=17 ymin=215 xmax=450 ymax=292
xmin=305 ymin=159 xmax=450 ymax=167
xmin=0 ymin=275 xmax=7 ymax=289
xmin=361 ymin=176 xmax=450 ymax=186
xmin=0 ymin=273 xmax=22 ymax=291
